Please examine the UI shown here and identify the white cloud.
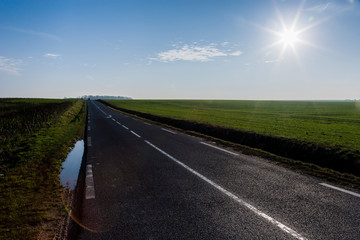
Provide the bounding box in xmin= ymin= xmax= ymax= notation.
xmin=230 ymin=51 xmax=243 ymax=56
xmin=0 ymin=56 xmax=22 ymax=75
xmin=152 ymin=43 xmax=242 ymax=62
xmin=44 ymin=53 xmax=61 ymax=58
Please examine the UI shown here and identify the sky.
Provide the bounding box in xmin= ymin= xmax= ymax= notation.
xmin=0 ymin=0 xmax=359 ymax=100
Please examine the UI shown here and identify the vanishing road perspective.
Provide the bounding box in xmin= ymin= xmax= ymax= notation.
xmin=78 ymin=100 xmax=360 ymax=240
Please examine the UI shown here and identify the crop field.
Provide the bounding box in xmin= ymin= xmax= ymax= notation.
xmin=105 ymin=100 xmax=360 ymax=153
xmin=0 ymin=98 xmax=86 ymax=239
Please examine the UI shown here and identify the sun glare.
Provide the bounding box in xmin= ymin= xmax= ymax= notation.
xmin=258 ymin=0 xmax=328 ymax=62
xmin=281 ymin=29 xmax=299 ymax=47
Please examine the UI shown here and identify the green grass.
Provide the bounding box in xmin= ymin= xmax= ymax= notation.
xmin=105 ymin=100 xmax=360 ymax=152
xmin=0 ymin=98 xmax=86 ymax=240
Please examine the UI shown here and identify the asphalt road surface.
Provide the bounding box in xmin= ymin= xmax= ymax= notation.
xmin=77 ymin=100 xmax=360 ymax=240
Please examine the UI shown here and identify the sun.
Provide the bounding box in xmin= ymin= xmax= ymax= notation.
xmin=262 ymin=23 xmax=305 ymax=59
xmin=280 ymin=29 xmax=299 ymax=47
xmin=256 ymin=1 xmax=327 ymax=61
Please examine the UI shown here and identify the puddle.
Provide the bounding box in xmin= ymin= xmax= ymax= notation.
xmin=60 ymin=140 xmax=84 ymax=190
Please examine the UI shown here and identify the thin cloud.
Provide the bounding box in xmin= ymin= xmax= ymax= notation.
xmin=0 ymin=56 xmax=22 ymax=75
xmin=303 ymin=3 xmax=330 ymax=13
xmin=303 ymin=1 xmax=356 ymax=13
xmin=86 ymin=75 xmax=95 ymax=81
xmin=230 ymin=51 xmax=242 ymax=56
xmin=81 ymin=62 xmax=96 ymax=68
xmin=152 ymin=43 xmax=242 ymax=62
xmin=264 ymin=59 xmax=280 ymax=64
xmin=0 ymin=26 xmax=60 ymax=41
xmin=44 ymin=53 xmax=61 ymax=58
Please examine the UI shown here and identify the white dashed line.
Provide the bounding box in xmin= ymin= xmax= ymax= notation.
xmin=88 ymin=126 xmax=91 ymax=131
xmin=161 ymin=128 xmax=177 ymax=134
xmin=199 ymin=142 xmax=239 ymax=156
xmin=85 ymin=164 xmax=95 ymax=200
xmin=130 ymin=130 xmax=141 ymax=138
xmin=97 ymin=107 xmax=107 ymax=115
xmin=144 ymin=122 xmax=151 ymax=126
xmin=116 ymin=121 xmax=121 ymax=125
xmin=122 ymin=125 xmax=129 ymax=130
xmin=112 ymin=118 xmax=116 ymax=121
xmin=144 ymin=140 xmax=306 ymax=240
xmin=320 ymin=183 xmax=360 ymax=198
xmin=87 ymin=137 xmax=92 ymax=147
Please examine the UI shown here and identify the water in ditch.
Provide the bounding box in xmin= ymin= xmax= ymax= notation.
xmin=60 ymin=140 xmax=84 ymax=190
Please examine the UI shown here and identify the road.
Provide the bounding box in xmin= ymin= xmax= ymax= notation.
xmin=77 ymin=100 xmax=360 ymax=239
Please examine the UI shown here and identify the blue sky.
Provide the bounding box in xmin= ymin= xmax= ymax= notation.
xmin=1 ymin=0 xmax=359 ymax=99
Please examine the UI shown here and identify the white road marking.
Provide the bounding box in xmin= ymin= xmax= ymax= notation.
xmin=88 ymin=126 xmax=91 ymax=131
xmin=85 ymin=164 xmax=95 ymax=200
xmin=319 ymin=183 xmax=360 ymax=198
xmin=87 ymin=137 xmax=92 ymax=147
xmin=116 ymin=121 xmax=121 ymax=125
xmin=112 ymin=118 xmax=116 ymax=121
xmin=122 ymin=125 xmax=129 ymax=130
xmin=130 ymin=130 xmax=141 ymax=138
xmin=199 ymin=142 xmax=239 ymax=156
xmin=144 ymin=122 xmax=151 ymax=126
xmin=97 ymin=107 xmax=107 ymax=115
xmin=161 ymin=128 xmax=177 ymax=135
xmin=145 ymin=140 xmax=306 ymax=240
xmin=106 ymin=115 xmax=112 ymax=119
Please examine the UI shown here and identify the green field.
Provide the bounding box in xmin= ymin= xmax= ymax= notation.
xmin=0 ymin=98 xmax=86 ymax=239
xmin=105 ymin=100 xmax=360 ymax=152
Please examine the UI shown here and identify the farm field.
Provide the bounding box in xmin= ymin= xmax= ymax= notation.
xmin=105 ymin=100 xmax=360 ymax=152
xmin=0 ymin=98 xmax=86 ymax=239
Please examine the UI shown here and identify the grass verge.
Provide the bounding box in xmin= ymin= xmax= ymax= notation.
xmin=0 ymin=99 xmax=86 ymax=240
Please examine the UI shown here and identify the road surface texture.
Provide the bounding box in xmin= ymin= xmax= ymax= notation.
xmin=77 ymin=100 xmax=360 ymax=240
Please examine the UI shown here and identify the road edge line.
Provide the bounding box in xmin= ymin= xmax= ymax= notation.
xmin=200 ymin=141 xmax=239 ymax=156
xmin=319 ymin=183 xmax=360 ymax=198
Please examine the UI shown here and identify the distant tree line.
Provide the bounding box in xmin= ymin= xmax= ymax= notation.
xmin=65 ymin=95 xmax=132 ymax=100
